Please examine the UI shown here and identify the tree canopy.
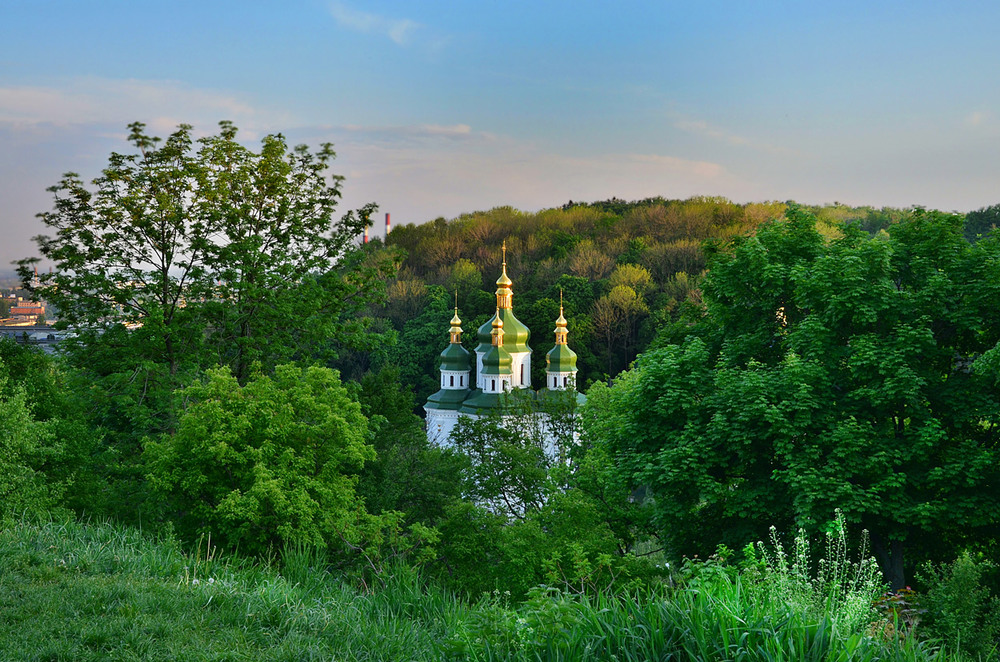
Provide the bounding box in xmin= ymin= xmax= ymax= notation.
xmin=144 ymin=364 xmax=374 ymax=555
xmin=588 ymin=207 xmax=1000 ymax=588
xmin=20 ymin=121 xmax=393 ymax=388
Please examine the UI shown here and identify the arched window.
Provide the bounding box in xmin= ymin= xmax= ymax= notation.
xmin=520 ymin=363 xmax=524 ymax=385
xmin=563 ymin=376 xmax=568 ymax=387
xmin=450 ymin=375 xmax=454 ymax=387
xmin=460 ymin=375 xmax=464 ymax=386
xmin=491 ymin=378 xmax=496 ymax=391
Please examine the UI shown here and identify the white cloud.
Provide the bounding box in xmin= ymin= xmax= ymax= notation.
xmin=0 ymin=77 xmax=288 ymax=136
xmin=328 ymin=1 xmax=421 ymax=46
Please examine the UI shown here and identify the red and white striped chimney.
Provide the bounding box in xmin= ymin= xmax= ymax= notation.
xmin=385 ymin=212 xmax=391 ymax=236
xmin=363 ymin=226 xmax=369 ymax=244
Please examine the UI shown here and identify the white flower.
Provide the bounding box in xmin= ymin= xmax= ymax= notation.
xmin=192 ymin=578 xmax=200 ymax=585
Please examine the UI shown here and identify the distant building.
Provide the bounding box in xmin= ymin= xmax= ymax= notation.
xmin=9 ymin=299 xmax=44 ymax=320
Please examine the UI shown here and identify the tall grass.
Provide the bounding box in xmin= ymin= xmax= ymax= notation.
xmin=0 ymin=517 xmax=954 ymax=661
xmin=0 ymin=518 xmax=455 ymax=661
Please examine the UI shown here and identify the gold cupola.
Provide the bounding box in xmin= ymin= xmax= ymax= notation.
xmin=495 ymin=240 xmax=513 ymax=309
xmin=554 ymin=291 xmax=569 ymax=345
xmin=449 ymin=292 xmax=463 ymax=343
xmin=491 ymin=307 xmax=505 ymax=346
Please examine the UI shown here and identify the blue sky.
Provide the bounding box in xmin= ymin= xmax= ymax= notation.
xmin=2 ymin=1 xmax=1000 ymax=269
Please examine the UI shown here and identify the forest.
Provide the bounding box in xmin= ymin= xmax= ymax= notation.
xmin=3 ymin=122 xmax=1000 ymax=660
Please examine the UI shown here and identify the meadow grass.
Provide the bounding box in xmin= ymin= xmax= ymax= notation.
xmin=0 ymin=518 xmax=956 ymax=661
xmin=0 ymin=518 xmax=452 ymax=661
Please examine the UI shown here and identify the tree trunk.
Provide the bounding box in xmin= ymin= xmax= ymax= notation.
xmin=871 ymin=532 xmax=906 ymax=591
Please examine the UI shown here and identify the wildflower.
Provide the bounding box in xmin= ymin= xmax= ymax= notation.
xmin=192 ymin=578 xmax=200 ymax=585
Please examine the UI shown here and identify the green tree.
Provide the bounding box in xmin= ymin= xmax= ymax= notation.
xmin=0 ymin=341 xmax=99 ymax=521
xmin=965 ymin=203 xmax=1000 ymax=242
xmin=387 ymin=285 xmax=452 ymax=404
xmin=592 ymin=285 xmax=648 ymax=374
xmin=20 ymin=120 xmax=389 ymax=402
xmin=0 ymin=373 xmax=67 ymax=522
xmin=145 ymin=364 xmax=375 ymax=555
xmin=195 ymin=121 xmax=392 ymax=381
xmin=449 ymin=408 xmax=552 ymax=521
xmin=352 ymin=365 xmax=465 ymax=523
xmin=18 ymin=122 xmax=393 ymax=518
xmin=591 ymin=207 xmax=1000 ymax=589
xmin=445 ymin=258 xmax=483 ymax=303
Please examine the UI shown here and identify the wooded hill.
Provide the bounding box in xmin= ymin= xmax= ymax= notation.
xmin=353 ymin=197 xmax=920 ymax=406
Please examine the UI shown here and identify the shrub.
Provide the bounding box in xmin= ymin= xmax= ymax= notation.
xmin=144 ymin=364 xmax=374 ymax=556
xmin=918 ymin=551 xmax=1000 ymax=660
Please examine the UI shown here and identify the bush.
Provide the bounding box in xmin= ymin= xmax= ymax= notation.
xmin=144 ymin=364 xmax=375 ymax=556
xmin=918 ymin=551 xmax=1000 ymax=660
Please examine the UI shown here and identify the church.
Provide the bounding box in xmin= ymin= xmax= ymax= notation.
xmin=424 ymin=243 xmax=584 ymax=445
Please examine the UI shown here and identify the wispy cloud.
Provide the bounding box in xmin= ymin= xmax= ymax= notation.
xmin=337 ymin=123 xmax=484 ymax=145
xmin=673 ymin=116 xmax=792 ymax=156
xmin=965 ymin=110 xmax=991 ymax=127
xmin=328 ymin=1 xmax=421 ymax=46
xmin=0 ymin=78 xmax=288 ymax=137
xmin=313 ymin=123 xmax=737 ymax=229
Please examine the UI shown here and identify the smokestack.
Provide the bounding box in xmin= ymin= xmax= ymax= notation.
xmin=363 ymin=226 xmax=369 ymax=244
xmin=385 ymin=212 xmax=391 ymax=236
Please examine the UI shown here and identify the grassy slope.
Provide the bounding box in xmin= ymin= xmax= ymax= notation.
xmin=0 ymin=520 xmax=450 ymax=661
xmin=0 ymin=520 xmax=948 ymax=662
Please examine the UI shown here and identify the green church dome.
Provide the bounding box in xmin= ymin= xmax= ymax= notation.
xmin=476 ymin=308 xmax=531 ymax=353
xmin=546 ymin=343 xmax=578 ymax=373
xmin=440 ymin=342 xmax=471 ymax=371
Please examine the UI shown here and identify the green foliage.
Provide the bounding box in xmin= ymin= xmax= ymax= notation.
xmin=386 ymin=284 xmax=452 ymax=404
xmin=591 ymin=206 xmax=1000 ymax=589
xmin=18 ymin=122 xmax=396 ymax=524
xmin=0 ymin=341 xmax=99 ymax=521
xmin=0 ymin=375 xmax=67 ymax=521
xmin=0 ymin=517 xmax=958 ymax=661
xmin=448 ymin=407 xmax=553 ymax=521
xmin=918 ymin=552 xmax=1000 ymax=659
xmin=435 ymin=388 xmax=656 ymax=599
xmin=965 ymin=203 xmax=1000 ymax=242
xmin=145 ymin=364 xmax=374 ymax=555
xmin=352 ymin=365 xmax=466 ymax=523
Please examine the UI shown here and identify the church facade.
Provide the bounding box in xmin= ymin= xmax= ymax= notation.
xmin=424 ymin=243 xmax=583 ymax=445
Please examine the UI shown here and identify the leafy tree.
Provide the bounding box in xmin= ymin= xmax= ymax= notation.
xmin=18 ymin=122 xmax=393 ymax=519
xmin=387 ymin=285 xmax=452 ymax=404
xmin=449 ymin=408 xmax=553 ymax=521
xmin=591 ymin=207 xmax=1000 ymax=589
xmin=608 ymin=263 xmax=653 ymax=298
xmin=0 ymin=341 xmax=99 ymax=521
xmin=144 ymin=364 xmax=375 ymax=555
xmin=20 ymin=120 xmax=389 ymax=408
xmin=592 ymin=285 xmax=648 ymax=374
xmin=436 ymin=388 xmax=655 ymax=597
xmin=965 ymin=203 xmax=1000 ymax=242
xmin=195 ymin=122 xmax=394 ymax=381
xmin=0 ymin=373 xmax=67 ymax=522
xmin=445 ymin=259 xmax=483 ymax=303
xmin=352 ymin=366 xmax=465 ymax=522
